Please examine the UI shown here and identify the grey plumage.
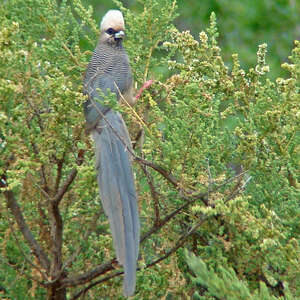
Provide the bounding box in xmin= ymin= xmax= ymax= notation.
xmin=83 ymin=10 xmax=140 ymax=297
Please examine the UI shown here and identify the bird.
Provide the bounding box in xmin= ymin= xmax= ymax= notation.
xmin=83 ymin=9 xmax=140 ymax=297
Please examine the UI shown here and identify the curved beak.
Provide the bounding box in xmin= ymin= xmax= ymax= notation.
xmin=114 ymin=30 xmax=125 ymax=39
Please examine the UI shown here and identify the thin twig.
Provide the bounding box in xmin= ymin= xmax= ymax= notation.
xmin=53 ymin=149 xmax=84 ymax=205
xmin=0 ymin=255 xmax=47 ymax=287
xmin=225 ymin=175 xmax=252 ymax=203
xmin=114 ymin=82 xmax=149 ymax=130
xmin=70 ymin=216 xmax=208 ymax=300
xmin=8 ymin=220 xmax=48 ymax=282
xmin=145 ymin=216 xmax=207 ymax=268
xmin=4 ymin=189 xmax=50 ymax=273
xmin=140 ymin=192 xmax=207 ymax=243
xmin=61 ymin=259 xmax=116 ymax=287
xmin=48 ymin=210 xmax=103 ymax=285
xmin=62 ymin=42 xmax=84 ymax=67
xmin=90 ymin=98 xmax=210 ymax=207
xmin=140 ymin=164 xmax=161 ymax=226
xmin=28 ymin=173 xmax=51 ymax=202
xmin=53 ymin=169 xmax=78 ymax=205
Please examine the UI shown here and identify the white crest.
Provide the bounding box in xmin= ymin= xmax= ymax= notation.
xmin=100 ymin=10 xmax=125 ymax=32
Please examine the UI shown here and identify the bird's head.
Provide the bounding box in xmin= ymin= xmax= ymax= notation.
xmin=100 ymin=10 xmax=126 ymax=46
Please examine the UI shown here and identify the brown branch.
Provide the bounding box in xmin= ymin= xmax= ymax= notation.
xmin=40 ymin=164 xmax=50 ymax=194
xmin=90 ymin=97 xmax=209 ymax=207
xmin=54 ymin=157 xmax=64 ymax=194
xmin=53 ymin=149 xmax=84 ymax=205
xmin=61 ymin=259 xmax=116 ymax=287
xmin=70 ymin=269 xmax=123 ymax=300
xmin=48 ymin=199 xmax=63 ymax=279
xmin=48 ymin=150 xmax=85 ymax=279
xmin=140 ymin=192 xmax=207 ymax=243
xmin=132 ymin=129 xmax=143 ymax=150
xmin=48 ymin=210 xmax=103 ymax=285
xmin=145 ymin=216 xmax=207 ymax=268
xmin=140 ymin=164 xmax=161 ymax=227
xmin=62 ymin=190 xmax=207 ymax=290
xmin=70 ymin=216 xmax=208 ymax=300
xmin=49 ymin=168 xmax=77 ymax=277
xmin=8 ymin=218 xmax=48 ymax=282
xmin=3 ymin=189 xmax=50 ymax=273
xmin=135 ymin=156 xmax=182 ymax=190
xmin=0 ymin=256 xmax=46 ymax=287
xmin=53 ymin=169 xmax=77 ymax=205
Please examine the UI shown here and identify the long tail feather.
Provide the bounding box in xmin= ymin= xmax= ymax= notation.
xmin=91 ymin=111 xmax=140 ymax=296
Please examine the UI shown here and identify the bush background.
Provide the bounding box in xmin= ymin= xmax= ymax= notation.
xmin=0 ymin=0 xmax=299 ymax=299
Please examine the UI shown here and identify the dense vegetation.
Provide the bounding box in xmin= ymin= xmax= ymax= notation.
xmin=0 ymin=0 xmax=299 ymax=299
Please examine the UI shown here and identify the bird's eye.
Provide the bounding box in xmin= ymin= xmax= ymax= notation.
xmin=106 ymin=28 xmax=116 ymax=35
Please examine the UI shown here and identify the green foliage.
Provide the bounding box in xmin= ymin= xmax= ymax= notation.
xmin=176 ymin=0 xmax=300 ymax=79
xmin=0 ymin=0 xmax=299 ymax=299
xmin=87 ymin=0 xmax=300 ymax=80
xmin=185 ymin=250 xmax=294 ymax=300
xmin=0 ymin=0 xmax=97 ymax=298
xmin=153 ymin=13 xmax=299 ymax=298
xmin=115 ymin=0 xmax=178 ymax=81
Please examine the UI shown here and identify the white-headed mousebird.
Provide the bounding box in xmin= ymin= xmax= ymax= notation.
xmin=83 ymin=10 xmax=140 ymax=297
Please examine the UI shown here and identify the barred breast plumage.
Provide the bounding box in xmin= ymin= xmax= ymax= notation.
xmin=84 ymin=42 xmax=132 ymax=101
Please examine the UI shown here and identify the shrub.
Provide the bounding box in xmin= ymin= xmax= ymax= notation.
xmin=0 ymin=0 xmax=299 ymax=299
